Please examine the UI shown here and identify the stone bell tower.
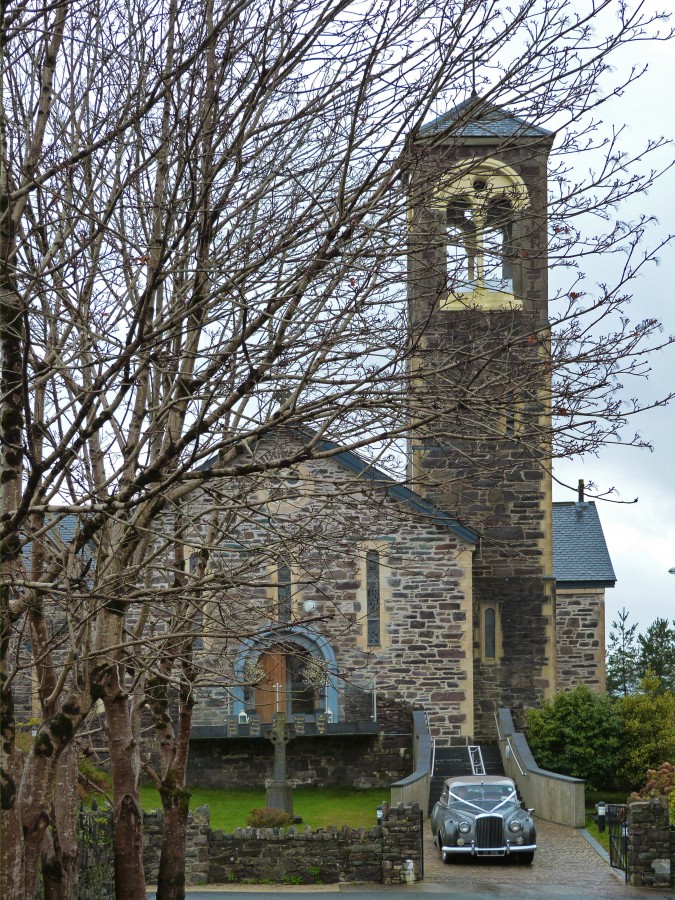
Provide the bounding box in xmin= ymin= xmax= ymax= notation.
xmin=407 ymin=96 xmax=557 ymax=739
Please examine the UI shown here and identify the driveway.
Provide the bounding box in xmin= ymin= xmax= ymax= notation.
xmin=423 ymin=816 xmax=642 ymax=896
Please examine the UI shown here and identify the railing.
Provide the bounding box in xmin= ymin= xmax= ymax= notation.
xmin=495 ymin=709 xmax=585 ymax=827
xmin=504 ymin=737 xmax=525 ymax=776
xmin=343 ymin=684 xmax=376 ymax=722
xmin=391 ymin=709 xmax=433 ymax=818
xmin=607 ymin=804 xmax=628 ymax=881
xmin=468 ymin=744 xmax=485 ymax=775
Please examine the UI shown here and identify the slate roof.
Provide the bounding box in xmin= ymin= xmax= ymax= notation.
xmin=552 ymin=502 xmax=616 ymax=587
xmin=199 ymin=434 xmax=478 ymax=546
xmin=419 ymin=95 xmax=552 ymax=140
xmin=317 ymin=437 xmax=478 ymax=545
xmin=21 ymin=514 xmax=92 ymax=569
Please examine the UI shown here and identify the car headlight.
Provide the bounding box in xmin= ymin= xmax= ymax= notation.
xmin=508 ymin=821 xmax=522 ymax=832
xmin=458 ymin=821 xmax=471 ymax=834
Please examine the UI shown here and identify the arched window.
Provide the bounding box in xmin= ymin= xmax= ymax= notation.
xmin=366 ymin=549 xmax=381 ymax=646
xmin=447 ymin=193 xmax=514 ymax=295
xmin=484 ymin=607 xmax=497 ymax=660
xmin=277 ymin=561 xmax=292 ymax=622
xmin=436 ymin=158 xmax=528 ymax=307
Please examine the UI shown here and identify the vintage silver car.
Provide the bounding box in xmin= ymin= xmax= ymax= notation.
xmin=431 ymin=775 xmax=536 ymax=864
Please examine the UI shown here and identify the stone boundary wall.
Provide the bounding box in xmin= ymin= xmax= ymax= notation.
xmin=142 ymin=801 xmax=422 ymax=886
xmin=143 ymin=806 xmax=212 ymax=886
xmin=627 ymin=797 xmax=674 ymax=889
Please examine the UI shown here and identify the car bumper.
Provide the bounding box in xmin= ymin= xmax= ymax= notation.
xmin=441 ymin=843 xmax=537 ymax=857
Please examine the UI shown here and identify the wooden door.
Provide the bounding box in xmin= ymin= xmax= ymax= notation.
xmin=255 ymin=650 xmax=286 ymax=723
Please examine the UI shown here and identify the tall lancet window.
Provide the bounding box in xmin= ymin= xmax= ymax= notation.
xmin=278 ymin=561 xmax=292 ymax=622
xmin=483 ymin=195 xmax=514 ymax=292
xmin=366 ymin=549 xmax=381 ymax=646
xmin=484 ymin=607 xmax=497 ymax=660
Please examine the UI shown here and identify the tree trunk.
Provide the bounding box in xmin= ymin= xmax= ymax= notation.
xmin=156 ymin=783 xmax=190 ymax=900
xmin=0 ymin=743 xmax=26 ymax=899
xmin=42 ymin=743 xmax=79 ymax=900
xmin=105 ymin=685 xmax=145 ymax=900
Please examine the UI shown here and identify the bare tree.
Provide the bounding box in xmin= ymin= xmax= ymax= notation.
xmin=1 ymin=0 xmax=673 ymax=897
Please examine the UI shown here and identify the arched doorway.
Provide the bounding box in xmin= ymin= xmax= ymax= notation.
xmin=233 ymin=627 xmax=338 ymax=723
xmin=253 ymin=645 xmax=318 ymax=723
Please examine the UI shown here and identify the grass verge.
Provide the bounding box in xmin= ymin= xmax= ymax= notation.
xmin=584 ymin=789 xmax=627 ymax=855
xmin=139 ymin=785 xmax=386 ymax=832
xmin=584 ymin=814 xmax=610 ymax=853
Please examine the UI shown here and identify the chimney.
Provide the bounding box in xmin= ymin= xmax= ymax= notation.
xmin=578 ymin=479 xmax=585 ymax=503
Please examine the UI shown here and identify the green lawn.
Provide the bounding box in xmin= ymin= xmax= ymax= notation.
xmin=584 ymin=813 xmax=610 ymax=852
xmin=584 ymin=790 xmax=628 ymax=854
xmin=139 ymin=785 xmax=386 ymax=832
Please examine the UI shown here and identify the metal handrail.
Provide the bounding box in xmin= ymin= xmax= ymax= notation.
xmin=468 ymin=744 xmax=485 ymax=775
xmin=505 ymin=737 xmax=526 ymax=776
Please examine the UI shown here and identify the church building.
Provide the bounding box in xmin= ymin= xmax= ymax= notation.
xmin=186 ymin=97 xmax=615 ymax=786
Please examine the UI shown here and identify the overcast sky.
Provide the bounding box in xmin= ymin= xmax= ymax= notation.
xmin=552 ymin=31 xmax=675 ymax=637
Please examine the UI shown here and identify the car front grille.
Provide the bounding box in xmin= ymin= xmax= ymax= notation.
xmin=475 ymin=815 xmax=503 ymax=849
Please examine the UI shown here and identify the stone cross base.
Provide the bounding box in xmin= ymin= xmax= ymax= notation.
xmin=266 ymin=782 xmax=294 ymax=815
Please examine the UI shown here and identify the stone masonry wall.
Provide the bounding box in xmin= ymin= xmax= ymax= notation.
xmin=555 ymin=588 xmax=606 ymax=692
xmin=207 ymin=801 xmax=422 ymax=885
xmin=187 ymin=446 xmax=476 ymax=747
xmin=143 ymin=806 xmax=212 ymax=887
xmin=473 ymin=576 xmax=553 ymax=741
xmin=187 ymin=731 xmax=412 ymax=790
xmin=627 ymin=797 xmax=675 ymax=889
xmin=140 ymin=802 xmax=422 ymax=886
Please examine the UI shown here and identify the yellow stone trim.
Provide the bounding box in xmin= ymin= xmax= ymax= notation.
xmin=442 ymin=287 xmax=523 ymax=311
xmin=432 ymin=157 xmax=529 ymax=211
xmin=457 ymin=546 xmax=475 ymax=739
xmin=355 ymin=540 xmax=392 ymax=652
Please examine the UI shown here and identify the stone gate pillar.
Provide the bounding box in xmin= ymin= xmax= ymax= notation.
xmin=627 ymin=796 xmax=674 ymax=889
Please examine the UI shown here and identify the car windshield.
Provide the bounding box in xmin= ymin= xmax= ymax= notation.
xmin=447 ymin=783 xmax=518 ymax=813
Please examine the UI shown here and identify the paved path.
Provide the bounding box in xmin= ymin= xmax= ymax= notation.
xmin=422 ymin=817 xmax=642 ymax=897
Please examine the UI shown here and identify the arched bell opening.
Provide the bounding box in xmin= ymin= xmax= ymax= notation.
xmin=446 ymin=192 xmax=516 ymax=295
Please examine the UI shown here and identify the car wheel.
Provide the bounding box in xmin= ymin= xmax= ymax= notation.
xmin=518 ymin=852 xmax=534 ymax=865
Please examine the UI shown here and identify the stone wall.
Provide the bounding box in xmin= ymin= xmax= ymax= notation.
xmin=207 ymin=801 xmax=422 ymax=885
xmin=143 ymin=806 xmax=212 ymax=887
xmin=79 ymin=802 xmax=422 ymax=887
xmin=187 ymin=447 xmax=476 ymax=747
xmin=627 ymin=797 xmax=674 ymax=889
xmin=187 ymin=731 xmax=412 ymax=789
xmin=555 ymin=588 xmax=606 ymax=691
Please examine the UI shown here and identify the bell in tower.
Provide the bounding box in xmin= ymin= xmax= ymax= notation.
xmin=407 ymin=96 xmax=557 ymax=739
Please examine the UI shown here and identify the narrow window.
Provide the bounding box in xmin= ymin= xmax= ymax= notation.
xmin=278 ymin=562 xmax=292 ymax=622
xmin=484 ymin=607 xmax=497 ymax=659
xmin=447 ymin=196 xmax=475 ymax=292
xmin=484 ymin=196 xmax=514 ymax=292
xmin=505 ymin=391 xmax=516 ymax=436
xmin=366 ymin=549 xmax=381 ymax=646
